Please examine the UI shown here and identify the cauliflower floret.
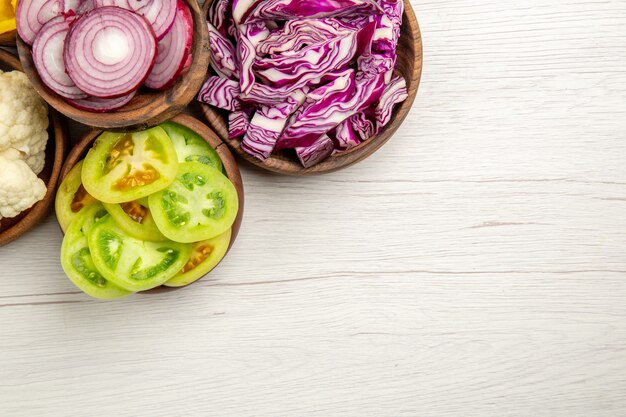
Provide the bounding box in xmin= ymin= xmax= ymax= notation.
xmin=0 ymin=148 xmax=46 ymax=220
xmin=0 ymin=70 xmax=49 ymax=158
xmin=25 ymin=149 xmax=46 ymax=175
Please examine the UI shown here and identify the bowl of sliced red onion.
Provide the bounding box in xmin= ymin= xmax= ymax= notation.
xmin=15 ymin=0 xmax=209 ymax=131
xmin=198 ymin=0 xmax=422 ymax=175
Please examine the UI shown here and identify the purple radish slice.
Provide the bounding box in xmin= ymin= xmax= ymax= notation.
xmin=32 ymin=15 xmax=88 ymax=100
xmin=66 ymin=91 xmax=136 ymax=112
xmin=144 ymin=0 xmax=193 ymax=90
xmin=64 ymin=7 xmax=157 ymax=98
xmin=135 ymin=0 xmax=177 ymax=40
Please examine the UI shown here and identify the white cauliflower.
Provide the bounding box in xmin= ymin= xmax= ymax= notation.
xmin=0 ymin=69 xmax=50 ymax=222
xmin=0 ymin=148 xmax=46 ymax=219
xmin=0 ymin=69 xmax=49 ymax=175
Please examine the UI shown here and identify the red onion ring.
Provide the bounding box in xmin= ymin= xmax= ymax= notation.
xmin=144 ymin=1 xmax=193 ymax=90
xmin=17 ymin=0 xmax=63 ymax=45
xmin=64 ymin=7 xmax=157 ymax=98
xmin=77 ymin=0 xmax=131 ymax=14
xmin=66 ymin=91 xmax=136 ymax=112
xmin=32 ymin=15 xmax=88 ymax=100
xmin=135 ymin=0 xmax=177 ymax=40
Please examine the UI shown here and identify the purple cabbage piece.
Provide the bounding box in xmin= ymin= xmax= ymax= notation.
xmin=257 ymin=18 xmax=363 ymax=55
xmin=295 ymin=134 xmax=335 ymax=168
xmin=242 ymin=0 xmax=383 ymax=23
xmin=241 ymin=90 xmax=307 ymax=160
xmin=333 ymin=119 xmax=361 ymax=150
xmin=277 ymin=69 xmax=387 ymax=150
xmin=373 ymin=0 xmax=403 ymax=53
xmin=375 ymin=75 xmax=408 ymax=131
xmin=197 ymin=76 xmax=241 ymax=111
xmin=232 ymin=0 xmax=264 ymax=24
xmin=254 ymin=23 xmax=371 ymax=90
xmin=238 ymin=22 xmax=270 ymax=95
xmin=207 ymin=22 xmax=239 ymax=79
xmin=350 ymin=112 xmax=375 ymax=141
xmin=209 ymin=0 xmax=231 ymax=36
xmin=229 ymin=110 xmax=250 ymax=139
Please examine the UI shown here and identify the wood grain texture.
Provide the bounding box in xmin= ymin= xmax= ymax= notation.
xmin=2 ymin=1 xmax=626 ymax=416
xmin=0 ymin=30 xmax=16 ymax=47
xmin=0 ymin=49 xmax=67 ymax=246
xmin=201 ymin=0 xmax=423 ymax=175
xmin=15 ymin=0 xmax=210 ymax=132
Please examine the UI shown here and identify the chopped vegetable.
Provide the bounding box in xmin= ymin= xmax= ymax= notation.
xmin=81 ymin=127 xmax=179 ymax=204
xmin=22 ymin=0 xmax=194 ymax=112
xmin=57 ymin=122 xmax=239 ymax=299
xmin=0 ymin=69 xmax=49 ymax=223
xmin=145 ymin=0 xmax=193 ymax=91
xmin=198 ymin=0 xmax=409 ymax=167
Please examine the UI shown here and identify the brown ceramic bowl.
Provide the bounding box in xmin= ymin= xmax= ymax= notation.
xmin=59 ymin=114 xmax=244 ymax=291
xmin=0 ymin=30 xmax=16 ymax=47
xmin=16 ymin=0 xmax=210 ymax=132
xmin=0 ymin=49 xmax=67 ymax=247
xmin=200 ymin=0 xmax=423 ymax=175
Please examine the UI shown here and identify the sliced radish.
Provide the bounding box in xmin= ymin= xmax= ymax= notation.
xmin=66 ymin=91 xmax=136 ymax=112
xmin=135 ymin=0 xmax=177 ymax=40
xmin=32 ymin=15 xmax=87 ymax=99
xmin=64 ymin=7 xmax=157 ymax=98
xmin=144 ymin=1 xmax=193 ymax=90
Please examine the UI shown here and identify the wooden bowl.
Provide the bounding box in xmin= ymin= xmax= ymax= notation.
xmin=0 ymin=30 xmax=16 ymax=47
xmin=200 ymin=0 xmax=423 ymax=175
xmin=16 ymin=0 xmax=210 ymax=132
xmin=0 ymin=49 xmax=67 ymax=246
xmin=59 ymin=114 xmax=244 ymax=291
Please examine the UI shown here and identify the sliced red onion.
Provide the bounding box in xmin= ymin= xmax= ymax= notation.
xmin=135 ymin=0 xmax=177 ymax=40
xmin=144 ymin=1 xmax=193 ymax=90
xmin=17 ymin=0 xmax=63 ymax=45
xmin=64 ymin=7 xmax=157 ymax=98
xmin=32 ymin=15 xmax=87 ymax=100
xmin=77 ymin=0 xmax=131 ymax=14
xmin=66 ymin=91 xmax=136 ymax=112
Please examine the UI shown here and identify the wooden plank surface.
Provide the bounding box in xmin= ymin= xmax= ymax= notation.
xmin=2 ymin=1 xmax=626 ymax=415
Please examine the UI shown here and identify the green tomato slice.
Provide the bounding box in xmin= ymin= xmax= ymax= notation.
xmin=87 ymin=214 xmax=192 ymax=292
xmin=60 ymin=204 xmax=133 ymax=300
xmin=82 ymin=127 xmax=179 ymax=204
xmin=55 ymin=160 xmax=98 ymax=232
xmin=165 ymin=228 xmax=232 ymax=287
xmin=149 ymin=162 xmax=239 ymax=243
xmin=103 ymin=199 xmax=167 ymax=242
xmin=161 ymin=122 xmax=223 ymax=172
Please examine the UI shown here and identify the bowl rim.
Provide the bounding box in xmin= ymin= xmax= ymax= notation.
xmin=0 ymin=49 xmax=67 ymax=247
xmin=200 ymin=0 xmax=423 ymax=175
xmin=58 ymin=114 xmax=245 ymax=291
xmin=15 ymin=0 xmax=211 ymax=132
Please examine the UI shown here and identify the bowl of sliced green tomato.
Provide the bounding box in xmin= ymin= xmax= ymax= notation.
xmin=56 ymin=114 xmax=244 ymax=299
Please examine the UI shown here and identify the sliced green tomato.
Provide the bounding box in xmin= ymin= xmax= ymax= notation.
xmin=103 ymin=199 xmax=167 ymax=242
xmin=82 ymin=127 xmax=179 ymax=204
xmin=149 ymin=162 xmax=239 ymax=243
xmin=165 ymin=228 xmax=232 ymax=287
xmin=60 ymin=204 xmax=133 ymax=300
xmin=87 ymin=214 xmax=192 ymax=292
xmin=161 ymin=122 xmax=223 ymax=172
xmin=55 ymin=160 xmax=98 ymax=232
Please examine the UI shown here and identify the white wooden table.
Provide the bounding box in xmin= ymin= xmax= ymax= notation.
xmin=2 ymin=1 xmax=626 ymax=415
